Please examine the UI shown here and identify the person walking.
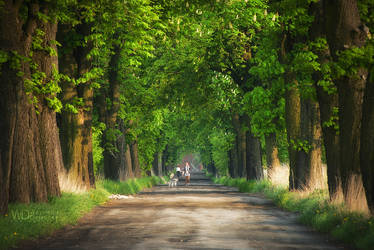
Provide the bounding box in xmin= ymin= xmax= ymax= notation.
xmin=184 ymin=162 xmax=191 ymax=186
xmin=176 ymin=165 xmax=181 ymax=179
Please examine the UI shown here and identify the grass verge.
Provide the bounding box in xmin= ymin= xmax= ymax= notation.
xmin=213 ymin=176 xmax=374 ymax=250
xmin=0 ymin=176 xmax=164 ymax=250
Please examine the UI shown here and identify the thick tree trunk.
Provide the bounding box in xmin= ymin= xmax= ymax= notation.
xmin=265 ymin=133 xmax=281 ymax=180
xmin=317 ymin=84 xmax=342 ymax=198
xmin=0 ymin=2 xmax=61 ymax=214
xmin=230 ymin=113 xmax=240 ymax=178
xmin=361 ymin=71 xmax=374 ymax=212
xmin=284 ymin=79 xmax=302 ymax=190
xmin=323 ymin=0 xmax=369 ymax=210
xmin=238 ymin=116 xmax=247 ymax=178
xmin=228 ymin=147 xmax=238 ymax=178
xmin=152 ymin=152 xmax=159 ymax=176
xmin=246 ymin=126 xmax=263 ymax=180
xmin=158 ymin=151 xmax=163 ymax=176
xmin=228 ymin=150 xmax=233 ymax=177
xmin=310 ymin=0 xmax=342 ymax=199
xmin=296 ymin=98 xmax=324 ymax=190
xmin=57 ymin=22 xmax=95 ymax=190
xmin=122 ymin=141 xmax=134 ymax=180
xmin=131 ymin=139 xmax=142 ymax=178
xmin=103 ymin=45 xmax=122 ymax=180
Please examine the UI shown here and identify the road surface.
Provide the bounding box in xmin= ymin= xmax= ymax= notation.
xmin=17 ymin=171 xmax=348 ymax=250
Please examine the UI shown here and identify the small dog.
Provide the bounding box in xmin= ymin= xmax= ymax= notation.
xmin=168 ymin=173 xmax=179 ymax=187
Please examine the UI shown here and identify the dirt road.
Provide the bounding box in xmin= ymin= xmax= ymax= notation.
xmin=18 ymin=171 xmax=348 ymax=249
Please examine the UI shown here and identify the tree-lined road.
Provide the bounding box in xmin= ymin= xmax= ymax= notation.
xmin=19 ymin=172 xmax=347 ymax=250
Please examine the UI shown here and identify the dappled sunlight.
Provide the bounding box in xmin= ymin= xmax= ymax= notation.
xmin=58 ymin=172 xmax=88 ymax=194
xmin=265 ymin=164 xmax=290 ymax=187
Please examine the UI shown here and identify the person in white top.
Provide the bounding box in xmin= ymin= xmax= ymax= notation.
xmin=176 ymin=165 xmax=181 ymax=179
xmin=184 ymin=162 xmax=191 ymax=186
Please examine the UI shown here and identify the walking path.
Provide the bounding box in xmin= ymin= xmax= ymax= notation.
xmin=18 ymin=171 xmax=348 ymax=249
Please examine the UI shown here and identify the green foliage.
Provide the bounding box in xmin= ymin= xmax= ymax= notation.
xmin=99 ymin=176 xmax=164 ymax=195
xmin=92 ymin=122 xmax=106 ymax=175
xmin=290 ymin=138 xmax=312 ymax=153
xmin=322 ymin=107 xmax=339 ymax=133
xmin=209 ymin=129 xmax=234 ymax=175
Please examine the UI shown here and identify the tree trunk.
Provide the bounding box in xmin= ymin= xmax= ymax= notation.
xmin=131 ymin=139 xmax=142 ymax=178
xmin=316 ymin=84 xmax=342 ymax=198
xmin=228 ymin=147 xmax=238 ymax=178
xmin=1 ymin=2 xmax=61 ymax=214
xmin=284 ymin=78 xmax=302 ymax=190
xmin=103 ymin=45 xmax=122 ymax=180
xmin=152 ymin=152 xmax=159 ymax=176
xmin=162 ymin=146 xmax=169 ymax=174
xmin=57 ymin=22 xmax=95 ymax=190
xmin=310 ymin=0 xmax=342 ymax=199
xmin=296 ymin=98 xmax=324 ymax=190
xmin=238 ymin=116 xmax=247 ymax=178
xmin=323 ymin=0 xmax=369 ymax=210
xmin=361 ymin=71 xmax=374 ymax=212
xmin=246 ymin=126 xmax=263 ymax=180
xmin=122 ymin=141 xmax=134 ymax=180
xmin=230 ymin=113 xmax=240 ymax=177
xmin=158 ymin=151 xmax=163 ymax=176
xmin=265 ymin=133 xmax=281 ymax=180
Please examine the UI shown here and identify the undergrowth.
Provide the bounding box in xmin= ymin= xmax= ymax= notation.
xmin=213 ymin=176 xmax=374 ymax=250
xmin=0 ymin=176 xmax=164 ymax=250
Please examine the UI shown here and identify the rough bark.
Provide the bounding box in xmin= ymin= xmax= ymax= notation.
xmin=310 ymin=0 xmax=342 ymax=198
xmin=296 ymin=98 xmax=324 ymax=190
xmin=245 ymin=117 xmax=263 ymax=180
xmin=158 ymin=151 xmax=163 ymax=176
xmin=122 ymin=140 xmax=134 ymax=180
xmin=279 ymin=31 xmax=303 ymax=190
xmin=361 ymin=71 xmax=374 ymax=211
xmin=103 ymin=45 xmax=122 ymax=180
xmin=317 ymin=83 xmax=342 ymax=198
xmin=230 ymin=113 xmax=240 ymax=178
xmin=228 ymin=146 xmax=238 ymax=178
xmin=265 ymin=133 xmax=281 ymax=180
xmin=57 ymin=22 xmax=95 ymax=190
xmin=238 ymin=116 xmax=247 ymax=178
xmin=0 ymin=2 xmax=61 ymax=214
xmin=228 ymin=150 xmax=234 ymax=177
xmin=284 ymin=78 xmax=301 ymax=190
xmin=246 ymin=129 xmax=263 ymax=180
xmin=152 ymin=151 xmax=163 ymax=176
xmin=323 ymin=0 xmax=368 ymax=208
xmin=130 ymin=139 xmax=142 ymax=178
xmin=152 ymin=152 xmax=159 ymax=176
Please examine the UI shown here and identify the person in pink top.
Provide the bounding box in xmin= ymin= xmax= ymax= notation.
xmin=184 ymin=162 xmax=191 ymax=186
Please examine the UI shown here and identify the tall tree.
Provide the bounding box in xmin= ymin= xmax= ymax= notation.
xmin=323 ymin=0 xmax=369 ymax=208
xmin=0 ymin=1 xmax=62 ymax=214
xmin=359 ymin=0 xmax=374 ymax=212
xmin=309 ymin=0 xmax=342 ymax=198
xmin=58 ymin=14 xmax=97 ymax=190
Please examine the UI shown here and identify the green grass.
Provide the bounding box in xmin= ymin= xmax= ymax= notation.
xmin=213 ymin=176 xmax=374 ymax=250
xmin=0 ymin=176 xmax=164 ymax=250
